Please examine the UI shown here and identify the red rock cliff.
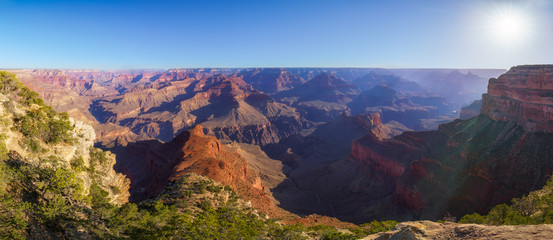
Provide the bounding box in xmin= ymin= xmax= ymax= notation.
xmin=115 ymin=125 xmax=287 ymax=217
xmin=481 ymin=65 xmax=553 ymax=132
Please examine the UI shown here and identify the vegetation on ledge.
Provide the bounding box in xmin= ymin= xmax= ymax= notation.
xmin=460 ymin=176 xmax=553 ymax=225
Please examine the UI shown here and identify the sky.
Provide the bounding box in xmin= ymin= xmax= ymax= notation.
xmin=0 ymin=0 xmax=552 ymax=69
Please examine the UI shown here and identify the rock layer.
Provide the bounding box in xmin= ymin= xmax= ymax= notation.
xmin=481 ymin=65 xmax=553 ymax=132
xmin=114 ymin=125 xmax=287 ymax=216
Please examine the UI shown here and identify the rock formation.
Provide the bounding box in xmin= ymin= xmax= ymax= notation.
xmin=114 ymin=124 xmax=288 ymax=216
xmin=7 ymin=68 xmax=501 ymax=146
xmin=481 ymin=65 xmax=553 ymax=132
xmin=90 ymin=74 xmax=311 ymax=145
xmin=277 ymin=73 xmax=360 ymax=121
xmin=238 ymin=68 xmax=306 ymax=93
xmin=0 ymin=87 xmax=130 ymax=205
xmin=273 ymin=65 xmax=553 ymax=223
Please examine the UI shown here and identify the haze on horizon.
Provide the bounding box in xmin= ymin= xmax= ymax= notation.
xmin=0 ymin=0 xmax=552 ymax=70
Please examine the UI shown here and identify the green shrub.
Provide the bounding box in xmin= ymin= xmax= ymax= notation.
xmin=0 ymin=134 xmax=8 ymax=161
xmin=17 ymin=87 xmax=42 ymax=106
xmin=0 ymin=192 xmax=30 ymax=240
xmin=361 ymin=220 xmax=398 ymax=234
xmin=90 ymin=182 xmax=110 ymax=208
xmin=267 ymin=223 xmax=306 ymax=240
xmin=21 ymin=138 xmax=42 ymax=153
xmin=89 ymin=148 xmax=109 ymax=172
xmin=458 ymin=213 xmax=486 ymax=224
xmin=70 ymin=156 xmax=86 ymax=172
xmin=14 ymin=107 xmax=73 ymax=144
xmin=0 ymin=71 xmax=21 ymax=95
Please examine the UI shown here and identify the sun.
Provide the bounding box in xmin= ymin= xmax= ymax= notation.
xmin=487 ymin=5 xmax=532 ymax=46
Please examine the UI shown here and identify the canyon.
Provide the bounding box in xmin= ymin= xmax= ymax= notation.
xmin=7 ymin=67 xmax=498 ymax=148
xmin=8 ymin=65 xmax=553 ymax=239
xmin=275 ymin=65 xmax=553 ymax=223
xmin=5 ymin=66 xmax=515 ymax=223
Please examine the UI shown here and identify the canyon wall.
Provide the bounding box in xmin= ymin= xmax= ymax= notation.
xmin=481 ymin=65 xmax=553 ymax=132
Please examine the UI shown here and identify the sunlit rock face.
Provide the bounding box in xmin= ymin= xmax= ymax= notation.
xmin=114 ymin=125 xmax=289 ymax=217
xmin=482 ymin=65 xmax=553 ymax=132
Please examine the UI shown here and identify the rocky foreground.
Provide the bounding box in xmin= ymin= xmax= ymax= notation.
xmin=364 ymin=221 xmax=553 ymax=240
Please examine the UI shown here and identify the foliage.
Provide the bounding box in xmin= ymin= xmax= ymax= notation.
xmin=459 ymin=176 xmax=553 ymax=225
xmin=0 ymin=151 xmax=88 ymax=236
xmin=70 ymin=156 xmax=86 ymax=172
xmin=361 ymin=220 xmax=398 ymax=234
xmin=89 ymin=147 xmax=110 ymax=173
xmin=21 ymin=138 xmax=42 ymax=153
xmin=89 ymin=182 xmax=110 ymax=208
xmin=0 ymin=71 xmax=21 ymax=95
xmin=14 ymin=106 xmax=73 ymax=144
xmin=0 ymin=71 xmax=73 ymax=144
xmin=17 ymin=86 xmax=43 ymax=106
xmin=267 ymin=223 xmax=306 ymax=240
xmin=0 ymin=71 xmax=45 ymax=107
xmin=0 ymin=192 xmax=29 ymax=240
xmin=0 ymin=134 xmax=7 ymax=161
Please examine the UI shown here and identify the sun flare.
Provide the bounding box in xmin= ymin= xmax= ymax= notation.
xmin=488 ymin=5 xmax=532 ymax=46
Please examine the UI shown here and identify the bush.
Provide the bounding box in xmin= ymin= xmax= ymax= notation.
xmin=90 ymin=182 xmax=110 ymax=208
xmin=0 ymin=71 xmax=21 ymax=95
xmin=361 ymin=220 xmax=398 ymax=234
xmin=21 ymin=138 xmax=42 ymax=153
xmin=17 ymin=87 xmax=42 ymax=106
xmin=0 ymin=192 xmax=30 ymax=240
xmin=70 ymin=156 xmax=86 ymax=172
xmin=89 ymin=148 xmax=109 ymax=172
xmin=0 ymin=134 xmax=8 ymax=161
xmin=14 ymin=107 xmax=73 ymax=144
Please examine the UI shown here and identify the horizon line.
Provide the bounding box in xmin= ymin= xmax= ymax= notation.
xmin=0 ymin=66 xmax=511 ymax=71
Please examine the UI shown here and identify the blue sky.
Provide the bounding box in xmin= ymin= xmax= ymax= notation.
xmin=0 ymin=0 xmax=551 ymax=69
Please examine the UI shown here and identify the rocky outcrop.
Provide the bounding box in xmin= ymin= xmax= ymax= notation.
xmin=0 ymin=90 xmax=130 ymax=205
xmin=114 ymin=125 xmax=287 ymax=217
xmin=364 ymin=221 xmax=553 ymax=240
xmin=481 ymin=65 xmax=553 ymax=132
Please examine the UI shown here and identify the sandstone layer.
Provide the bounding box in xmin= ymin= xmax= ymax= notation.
xmin=481 ymin=65 xmax=553 ymax=132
